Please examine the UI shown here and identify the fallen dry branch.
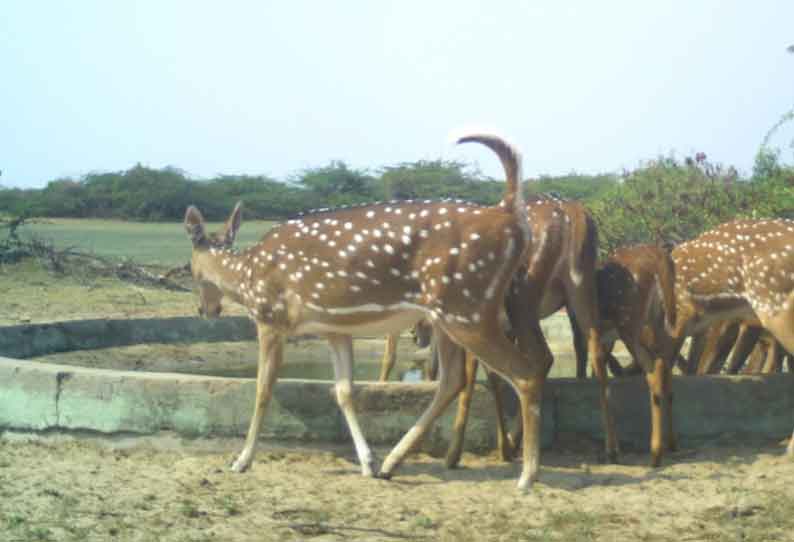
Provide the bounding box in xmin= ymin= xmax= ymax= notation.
xmin=56 ymin=248 xmax=192 ymax=292
xmin=1 ymin=220 xmax=191 ymax=292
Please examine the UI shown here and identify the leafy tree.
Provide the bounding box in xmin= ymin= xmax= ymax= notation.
xmin=527 ymin=173 xmax=618 ymax=202
xmin=294 ymin=161 xmax=377 ymax=207
xmin=35 ymin=178 xmax=88 ymax=217
xmin=589 ymin=154 xmax=755 ymax=255
xmin=380 ymin=160 xmax=499 ymax=203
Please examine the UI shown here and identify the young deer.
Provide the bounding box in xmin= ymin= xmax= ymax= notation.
xmin=668 ymin=219 xmax=794 ymax=455
xmin=184 ymin=133 xmax=551 ymax=490
xmin=442 ymin=198 xmax=619 ymax=468
xmin=595 ymin=244 xmax=678 ymax=466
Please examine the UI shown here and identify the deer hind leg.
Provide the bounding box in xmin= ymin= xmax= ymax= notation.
xmin=378 ymin=333 xmax=398 ymax=382
xmin=328 ymin=334 xmax=376 ymax=476
xmin=445 ymin=352 xmax=479 ymax=469
xmin=378 ymin=329 xmax=466 ymax=479
xmin=454 ymin=311 xmax=551 ymax=490
xmin=231 ymin=323 xmax=284 ymax=473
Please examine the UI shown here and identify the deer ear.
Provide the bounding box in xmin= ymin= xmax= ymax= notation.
xmin=222 ymin=201 xmax=243 ymax=245
xmin=184 ymin=205 xmax=207 ymax=247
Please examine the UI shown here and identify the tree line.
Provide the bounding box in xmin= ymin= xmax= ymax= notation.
xmin=1 ymin=148 xmax=793 ymax=254
xmin=0 ymin=159 xmax=617 ymax=221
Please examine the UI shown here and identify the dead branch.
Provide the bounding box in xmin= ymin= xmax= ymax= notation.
xmin=1 ymin=226 xmax=191 ymax=292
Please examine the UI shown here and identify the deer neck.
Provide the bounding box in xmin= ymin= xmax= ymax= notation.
xmin=195 ymin=246 xmax=260 ymax=307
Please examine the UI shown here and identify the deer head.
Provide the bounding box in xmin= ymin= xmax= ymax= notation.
xmin=184 ymin=201 xmax=243 ymax=318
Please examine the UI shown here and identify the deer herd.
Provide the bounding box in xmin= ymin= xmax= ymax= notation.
xmin=184 ymin=132 xmax=794 ymax=492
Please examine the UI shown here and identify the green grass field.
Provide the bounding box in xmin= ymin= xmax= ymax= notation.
xmin=20 ymin=219 xmax=277 ymax=267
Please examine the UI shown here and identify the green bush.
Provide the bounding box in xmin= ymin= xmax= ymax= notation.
xmin=588 ymin=154 xmax=757 ymax=255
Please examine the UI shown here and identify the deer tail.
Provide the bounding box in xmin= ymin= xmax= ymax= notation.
xmin=455 ymin=133 xmax=524 ymax=219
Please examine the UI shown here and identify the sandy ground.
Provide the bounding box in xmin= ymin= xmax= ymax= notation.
xmin=2 ymin=432 xmax=793 ymax=542
xmin=3 ymin=261 xmax=794 ymax=541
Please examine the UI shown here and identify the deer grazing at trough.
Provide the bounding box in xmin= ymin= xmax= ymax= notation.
xmin=666 ymin=219 xmax=794 ymax=455
xmin=184 ymin=132 xmax=552 ymax=491
xmin=594 ymin=244 xmax=679 ymax=466
xmin=441 ymin=197 xmax=619 ymax=468
xmin=594 ymin=220 xmax=794 ymax=463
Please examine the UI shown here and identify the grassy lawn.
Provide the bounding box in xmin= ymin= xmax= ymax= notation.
xmin=19 ymin=218 xmax=277 ymax=266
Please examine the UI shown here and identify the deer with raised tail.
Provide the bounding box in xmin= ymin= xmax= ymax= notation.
xmin=441 ymin=197 xmax=619 ymax=467
xmin=184 ymin=132 xmax=551 ymax=491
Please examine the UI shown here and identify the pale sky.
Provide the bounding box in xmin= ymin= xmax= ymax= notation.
xmin=1 ymin=1 xmax=793 ymax=188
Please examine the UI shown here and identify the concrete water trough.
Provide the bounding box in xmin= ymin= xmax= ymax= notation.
xmin=1 ymin=316 xmax=793 ymax=455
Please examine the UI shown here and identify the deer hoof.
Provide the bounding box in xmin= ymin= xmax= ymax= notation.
xmin=230 ymin=454 xmax=252 ymax=473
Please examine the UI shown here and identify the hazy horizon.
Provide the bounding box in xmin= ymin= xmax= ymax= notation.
xmin=2 ymin=1 xmax=793 ymax=189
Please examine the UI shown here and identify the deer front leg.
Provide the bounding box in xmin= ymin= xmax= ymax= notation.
xmin=378 ymin=331 xmax=466 ymax=479
xmin=232 ymin=324 xmax=283 ymax=472
xmin=762 ymin=339 xmax=784 ymax=373
xmin=590 ymin=335 xmax=620 ymax=463
xmin=459 ymin=317 xmax=551 ymax=491
xmin=378 ymin=333 xmax=398 ymax=382
xmin=445 ymin=352 xmax=479 ymax=469
xmin=725 ymin=323 xmax=761 ymax=374
xmin=327 ymin=334 xmax=376 ymax=477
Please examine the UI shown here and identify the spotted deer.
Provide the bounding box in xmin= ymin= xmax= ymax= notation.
xmin=184 ymin=133 xmax=551 ymax=490
xmin=442 ymin=197 xmax=619 ymax=468
xmin=595 ymin=244 xmax=679 ymax=466
xmin=668 ymin=219 xmax=794 ymax=455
